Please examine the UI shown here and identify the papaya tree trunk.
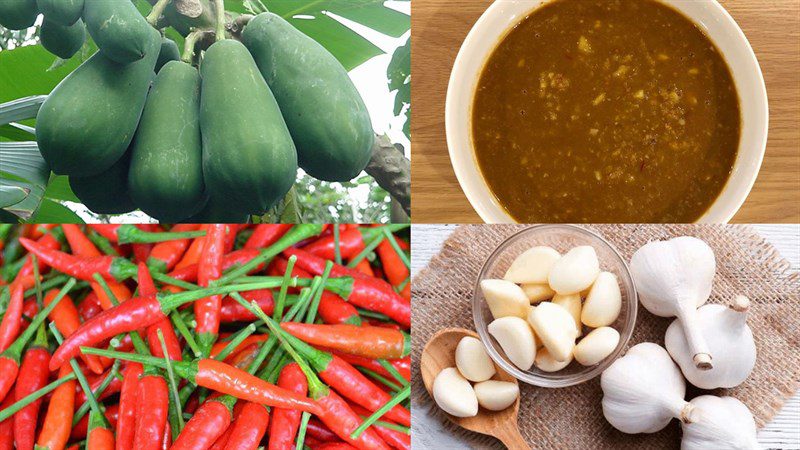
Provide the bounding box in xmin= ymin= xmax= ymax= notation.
xmin=366 ymin=135 xmax=411 ymax=217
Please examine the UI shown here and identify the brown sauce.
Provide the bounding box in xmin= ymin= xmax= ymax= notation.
xmin=472 ymin=0 xmax=741 ymax=223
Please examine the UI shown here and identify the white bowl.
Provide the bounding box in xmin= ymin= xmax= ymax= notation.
xmin=446 ymin=0 xmax=768 ymax=224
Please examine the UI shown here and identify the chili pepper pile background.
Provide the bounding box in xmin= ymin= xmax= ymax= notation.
xmin=0 ymin=223 xmax=411 ymax=450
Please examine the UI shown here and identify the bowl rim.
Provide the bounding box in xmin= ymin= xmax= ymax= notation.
xmin=471 ymin=224 xmax=638 ymax=387
xmin=445 ymin=0 xmax=769 ymax=224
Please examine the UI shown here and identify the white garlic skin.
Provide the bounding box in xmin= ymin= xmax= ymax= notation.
xmin=534 ymin=347 xmax=573 ymax=372
xmin=630 ymin=237 xmax=717 ymax=369
xmin=681 ymin=396 xmax=760 ymax=450
xmin=574 ymin=327 xmax=620 ymax=366
xmin=665 ymin=299 xmax=756 ymax=389
xmin=521 ymin=283 xmax=555 ymax=303
xmin=474 ymin=380 xmax=519 ymax=411
xmin=503 ymin=246 xmax=561 ymax=284
xmin=601 ymin=343 xmax=693 ymax=434
xmin=455 ymin=336 xmax=496 ymax=383
xmin=432 ymin=368 xmax=479 ymax=418
xmin=480 ymin=279 xmax=530 ymax=319
xmin=548 ymin=246 xmax=600 ymax=295
xmin=527 ymin=302 xmax=577 ymax=362
xmin=581 ymin=271 xmax=622 ymax=327
xmin=488 ymin=316 xmax=537 ymax=371
xmin=551 ymin=293 xmax=582 ymax=335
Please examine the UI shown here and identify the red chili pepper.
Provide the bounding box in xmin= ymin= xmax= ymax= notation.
xmin=138 ymin=264 xmax=182 ymax=361
xmin=70 ymin=404 xmax=118 ymax=440
xmin=222 ymin=224 xmax=241 ymax=253
xmin=74 ymin=364 xmax=124 ymax=406
xmin=0 ymin=283 xmax=23 ymax=353
xmin=167 ymin=248 xmax=263 ymax=283
xmin=132 ymin=374 xmax=169 ymax=450
xmin=303 ymin=225 xmax=406 ymax=261
xmin=280 ymin=331 xmax=410 ymax=427
xmin=348 ymin=403 xmax=410 ymax=450
xmin=92 ymin=282 xmax=133 ymax=311
xmin=223 ymin=344 xmax=260 ymax=370
xmin=220 ymin=289 xmax=274 ymax=323
xmin=267 ymin=362 xmax=307 ymax=450
xmin=312 ymin=444 xmax=358 ymax=450
xmin=16 ymin=229 xmax=62 ymax=279
xmin=282 ymin=323 xmax=410 ymax=360
xmin=283 ymin=248 xmax=410 ymax=328
xmin=43 ymin=289 xmax=105 ymax=375
xmin=78 ymin=291 xmax=103 ymax=321
xmin=315 ymin=390 xmax=391 ymax=450
xmin=210 ymin=334 xmax=268 ymax=359
xmin=87 ymin=409 xmax=115 ymax=450
xmin=36 ymin=365 xmax=76 ymax=450
xmin=161 ymin=423 xmax=171 ymax=450
xmin=376 ymin=238 xmax=409 ymax=287
xmin=14 ymin=333 xmax=51 ymax=450
xmin=116 ymin=362 xmax=142 ymax=450
xmin=324 ymin=351 xmax=410 ymax=382
xmin=174 ymin=226 xmax=207 ymax=270
xmin=0 ymin=392 xmax=13 ymax=450
xmin=18 ymin=238 xmax=137 ymax=282
xmin=171 ymin=399 xmax=232 ymax=450
xmin=88 ymin=224 xmax=206 ymax=245
xmin=305 ymin=417 xmax=339 ymax=442
xmin=244 ymin=224 xmax=292 ymax=249
xmin=196 ymin=224 xmax=227 ymax=356
xmin=146 ymin=224 xmax=200 ymax=272
xmin=221 ymin=401 xmax=269 ymax=450
xmin=351 ymin=259 xmax=374 ymax=277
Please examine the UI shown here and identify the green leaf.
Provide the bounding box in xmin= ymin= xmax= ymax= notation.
xmin=0 ymin=45 xmax=83 ymax=104
xmin=29 ymin=199 xmax=84 ymax=223
xmin=0 ymin=185 xmax=29 ymax=208
xmin=0 ymin=141 xmax=49 ymax=220
xmin=387 ymin=36 xmax=410 ymax=139
xmin=43 ymin=175 xmax=79 ymax=203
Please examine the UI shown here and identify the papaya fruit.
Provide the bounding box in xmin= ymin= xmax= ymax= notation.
xmin=242 ymin=13 xmax=374 ymax=182
xmin=180 ymin=196 xmax=247 ymax=224
xmin=36 ymin=28 xmax=160 ymax=177
xmin=129 ymin=61 xmax=206 ymax=222
xmin=0 ymin=0 xmax=38 ymax=30
xmin=40 ymin=18 xmax=85 ymax=59
xmin=156 ymin=37 xmax=181 ymax=73
xmin=36 ymin=0 xmax=83 ymax=26
xmin=83 ymin=0 xmax=154 ymax=64
xmin=200 ymin=39 xmax=297 ymax=214
xmin=70 ymin=149 xmax=136 ymax=215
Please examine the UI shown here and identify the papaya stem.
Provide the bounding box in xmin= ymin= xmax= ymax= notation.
xmin=214 ymin=0 xmax=226 ymax=41
xmin=182 ymin=29 xmax=205 ymax=63
xmin=147 ymin=0 xmax=173 ymax=26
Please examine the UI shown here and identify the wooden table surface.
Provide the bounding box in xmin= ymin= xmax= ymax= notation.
xmin=410 ymin=0 xmax=800 ymax=224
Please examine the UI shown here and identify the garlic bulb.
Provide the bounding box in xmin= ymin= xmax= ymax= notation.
xmin=630 ymin=237 xmax=717 ymax=369
xmin=601 ymin=343 xmax=697 ymax=434
xmin=666 ymin=296 xmax=756 ymax=389
xmin=681 ymin=396 xmax=760 ymax=450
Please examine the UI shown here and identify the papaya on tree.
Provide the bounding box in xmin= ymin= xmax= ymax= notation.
xmin=180 ymin=195 xmax=247 ymax=224
xmin=156 ymin=37 xmax=181 ymax=73
xmin=70 ymin=149 xmax=136 ymax=215
xmin=36 ymin=0 xmax=84 ymax=26
xmin=83 ymin=0 xmax=155 ymax=64
xmin=199 ymin=39 xmax=298 ymax=215
xmin=129 ymin=61 xmax=206 ymax=223
xmin=0 ymin=0 xmax=39 ymax=30
xmin=40 ymin=18 xmax=85 ymax=60
xmin=36 ymin=28 xmax=161 ymax=177
xmin=242 ymin=13 xmax=374 ymax=182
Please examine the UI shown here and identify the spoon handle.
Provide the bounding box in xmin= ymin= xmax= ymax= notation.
xmin=497 ymin=422 xmax=529 ymax=450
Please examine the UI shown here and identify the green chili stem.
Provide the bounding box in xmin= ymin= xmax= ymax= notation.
xmin=333 ymin=225 xmax=342 ymax=266
xmin=213 ymin=323 xmax=256 ymax=361
xmin=356 ymin=367 xmax=402 ymax=392
xmin=296 ymin=412 xmax=311 ymax=449
xmin=346 ymin=234 xmax=385 ymax=268
xmin=382 ymin=229 xmax=410 ymax=269
xmin=350 ymin=385 xmax=411 ymax=439
xmin=71 ymin=359 xmax=121 ymax=427
xmin=378 ymin=359 xmax=409 ymax=388
xmin=151 ymin=272 xmax=201 ymax=291
xmin=355 ymin=307 xmax=392 ymax=322
xmin=274 ymin=255 xmax=297 ymax=320
xmin=92 ymin=274 xmax=149 ymax=355
xmin=87 ymin=230 xmax=119 ymax=256
xmin=31 ymin=254 xmax=43 ymax=309
xmin=171 ymin=311 xmax=201 ymax=358
xmin=158 ymin=329 xmax=185 ymax=437
xmin=3 ymin=279 xmax=75 ymax=358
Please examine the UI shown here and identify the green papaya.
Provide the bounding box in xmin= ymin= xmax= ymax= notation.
xmin=156 ymin=37 xmax=181 ymax=73
xmin=36 ymin=0 xmax=83 ymax=26
xmin=200 ymin=39 xmax=297 ymax=214
xmin=242 ymin=13 xmax=374 ymax=182
xmin=40 ymin=18 xmax=85 ymax=59
xmin=0 ymin=0 xmax=38 ymax=30
xmin=36 ymin=28 xmax=160 ymax=177
xmin=129 ymin=61 xmax=206 ymax=222
xmin=70 ymin=149 xmax=136 ymax=215
xmin=180 ymin=196 xmax=247 ymax=224
xmin=83 ymin=0 xmax=154 ymax=64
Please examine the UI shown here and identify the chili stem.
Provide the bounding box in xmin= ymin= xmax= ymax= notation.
xmin=350 ymin=385 xmax=410 ymax=439
xmin=356 ymin=367 xmax=402 ymax=392
xmin=296 ymin=412 xmax=311 ymax=449
xmin=355 ymin=307 xmax=392 ymax=322
xmin=3 ymin=278 xmax=74 ymax=357
xmin=213 ymin=323 xmax=256 ymax=361
xmin=274 ymin=255 xmax=297 ymax=320
xmin=333 ymin=225 xmax=342 ymax=266
xmin=395 ymin=276 xmax=410 ymax=292
xmin=0 ymin=372 xmax=76 ymax=421
xmin=346 ymin=234 xmax=385 ymax=268
xmin=382 ymin=229 xmax=410 ymax=269
xmin=87 ymin=230 xmax=118 ymax=256
xmin=71 ymin=359 xmax=121 ymax=426
xmin=92 ymin=274 xmax=149 ymax=355
xmin=368 ymin=420 xmax=410 ymax=434
xmin=378 ymin=360 xmax=409 ymax=388
xmin=158 ymin=329 xmax=185 ymax=436
xmin=32 ymin=254 xmax=43 ymax=309
xmin=171 ymin=312 xmax=201 ymax=358
xmin=151 ymin=272 xmax=201 ymax=291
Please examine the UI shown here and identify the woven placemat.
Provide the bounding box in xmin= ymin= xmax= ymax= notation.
xmin=412 ymin=225 xmax=800 ymax=449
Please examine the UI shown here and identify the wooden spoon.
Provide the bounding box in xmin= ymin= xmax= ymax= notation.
xmin=421 ymin=328 xmax=529 ymax=449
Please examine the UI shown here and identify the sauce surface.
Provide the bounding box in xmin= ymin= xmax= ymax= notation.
xmin=472 ymin=0 xmax=741 ymax=223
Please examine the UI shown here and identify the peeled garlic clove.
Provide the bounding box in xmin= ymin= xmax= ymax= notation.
xmin=527 ymin=302 xmax=577 ymax=362
xmin=581 ymin=272 xmax=622 ymax=327
xmin=534 ymin=347 xmax=572 ymax=372
xmin=548 ymin=246 xmax=600 ymax=295
xmin=681 ymin=396 xmax=759 ymax=450
xmin=552 ymin=293 xmax=582 ymax=335
xmin=455 ymin=336 xmax=496 ymax=382
xmin=480 ymin=279 xmax=529 ymax=319
xmin=574 ymin=327 xmax=620 ymax=366
xmin=487 ymin=316 xmax=537 ymax=371
xmin=474 ymin=380 xmax=519 ymax=411
xmin=503 ymin=246 xmax=561 ymax=284
xmin=521 ymin=283 xmax=555 ymax=303
xmin=432 ymin=367 xmax=479 ymax=418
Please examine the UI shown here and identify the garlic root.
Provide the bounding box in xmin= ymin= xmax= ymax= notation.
xmin=681 ymin=396 xmax=759 ymax=450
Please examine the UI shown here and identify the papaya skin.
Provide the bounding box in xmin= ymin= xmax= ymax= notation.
xmin=242 ymin=13 xmax=374 ymax=182
xmin=200 ymin=39 xmax=298 ymax=214
xmin=155 ymin=37 xmax=181 ymax=73
xmin=83 ymin=0 xmax=154 ymax=64
xmin=36 ymin=0 xmax=84 ymax=26
xmin=40 ymin=18 xmax=86 ymax=60
xmin=36 ymin=28 xmax=161 ymax=177
xmin=0 ymin=0 xmax=39 ymax=30
xmin=181 ymin=196 xmax=247 ymax=224
xmin=129 ymin=61 xmax=206 ymax=223
xmin=70 ymin=150 xmax=136 ymax=215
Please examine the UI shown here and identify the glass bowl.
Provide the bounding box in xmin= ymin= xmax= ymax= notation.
xmin=472 ymin=224 xmax=637 ymax=387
